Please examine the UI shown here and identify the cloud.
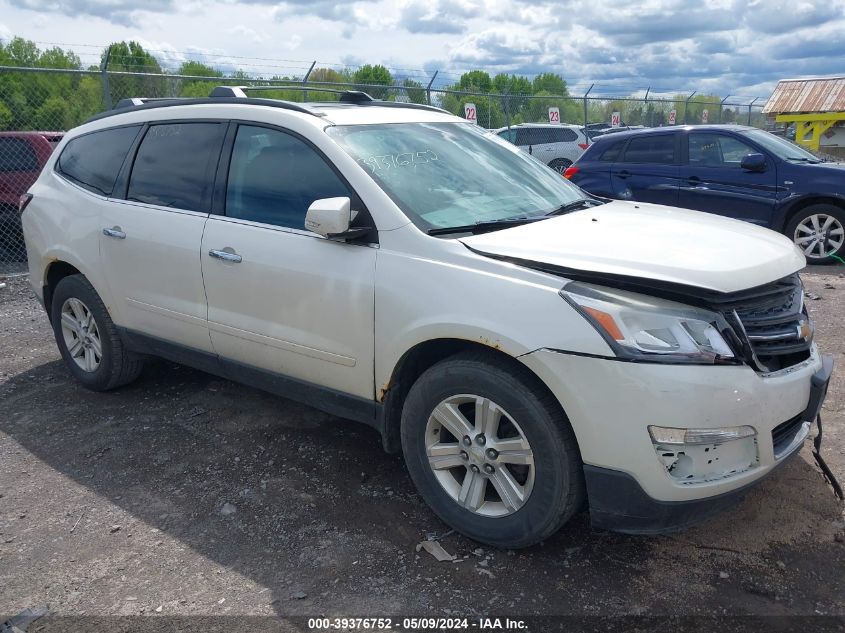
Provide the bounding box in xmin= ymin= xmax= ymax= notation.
xmin=6 ymin=0 xmax=173 ymax=25
xmin=398 ymin=0 xmax=480 ymax=34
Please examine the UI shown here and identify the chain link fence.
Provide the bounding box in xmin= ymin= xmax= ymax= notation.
xmin=0 ymin=64 xmax=770 ymax=272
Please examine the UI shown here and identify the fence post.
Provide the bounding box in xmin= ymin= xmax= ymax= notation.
xmin=719 ymin=94 xmax=731 ymax=124
xmin=583 ymin=83 xmax=594 ymax=141
xmin=747 ymin=97 xmax=759 ymax=126
xmin=683 ymin=91 xmax=696 ymax=125
xmin=426 ymin=71 xmax=438 ymax=106
xmin=302 ymin=60 xmax=316 ymax=102
xmin=643 ymin=87 xmax=650 ymax=127
xmin=100 ymin=45 xmax=112 ymax=110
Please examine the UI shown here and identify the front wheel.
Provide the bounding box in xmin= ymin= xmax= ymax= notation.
xmin=786 ymin=204 xmax=845 ymax=264
xmin=400 ymin=352 xmax=585 ymax=548
xmin=548 ymin=158 xmax=572 ymax=174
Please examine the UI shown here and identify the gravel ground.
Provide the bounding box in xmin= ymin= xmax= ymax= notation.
xmin=0 ymin=268 xmax=843 ymax=629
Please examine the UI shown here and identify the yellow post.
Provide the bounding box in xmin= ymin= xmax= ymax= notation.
xmin=775 ymin=112 xmax=845 ymax=151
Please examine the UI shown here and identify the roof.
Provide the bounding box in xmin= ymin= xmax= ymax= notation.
xmin=763 ymin=77 xmax=845 ymax=114
xmin=587 ymin=124 xmax=755 ymax=143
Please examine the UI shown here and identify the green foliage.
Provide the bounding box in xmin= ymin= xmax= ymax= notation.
xmin=352 ymin=64 xmax=393 ymax=99
xmin=402 ymin=78 xmax=427 ymax=104
xmin=532 ymin=73 xmax=568 ymax=96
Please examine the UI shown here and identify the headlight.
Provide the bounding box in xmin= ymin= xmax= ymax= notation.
xmin=560 ymin=282 xmax=736 ymax=364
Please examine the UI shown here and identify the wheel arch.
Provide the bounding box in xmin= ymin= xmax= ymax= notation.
xmin=777 ymin=194 xmax=845 ymax=233
xmin=43 ymin=259 xmax=83 ymax=322
xmin=378 ymin=338 xmax=570 ymax=454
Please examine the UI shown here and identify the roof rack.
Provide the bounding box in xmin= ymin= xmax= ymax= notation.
xmin=85 ymin=85 xmax=450 ymax=124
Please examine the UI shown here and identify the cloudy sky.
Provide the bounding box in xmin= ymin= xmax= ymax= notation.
xmin=1 ymin=0 xmax=843 ymax=98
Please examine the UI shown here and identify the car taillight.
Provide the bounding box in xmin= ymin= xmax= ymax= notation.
xmin=578 ymin=143 xmax=589 ymax=150
xmin=563 ymin=166 xmax=580 ymax=180
xmin=19 ymin=193 xmax=33 ymax=214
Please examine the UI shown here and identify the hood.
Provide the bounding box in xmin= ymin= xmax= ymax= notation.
xmin=460 ymin=200 xmax=805 ymax=293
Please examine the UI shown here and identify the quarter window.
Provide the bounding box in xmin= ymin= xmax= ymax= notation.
xmin=127 ymin=122 xmax=225 ymax=212
xmin=621 ymin=135 xmax=676 ymax=164
xmin=225 ymin=125 xmax=352 ymax=230
xmin=0 ymin=138 xmax=39 ymax=173
xmin=689 ymin=133 xmax=757 ymax=166
xmin=57 ymin=126 xmax=141 ymax=195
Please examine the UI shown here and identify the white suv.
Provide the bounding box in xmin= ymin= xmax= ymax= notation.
xmin=495 ymin=123 xmax=589 ymax=173
xmin=22 ymin=88 xmax=832 ymax=548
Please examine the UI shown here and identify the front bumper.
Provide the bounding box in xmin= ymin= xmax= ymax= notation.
xmin=520 ymin=346 xmax=833 ymax=533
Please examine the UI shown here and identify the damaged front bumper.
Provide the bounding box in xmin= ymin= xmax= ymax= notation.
xmin=519 ymin=346 xmax=833 ymax=534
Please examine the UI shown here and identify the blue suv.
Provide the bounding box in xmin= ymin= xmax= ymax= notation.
xmin=566 ymin=125 xmax=845 ymax=264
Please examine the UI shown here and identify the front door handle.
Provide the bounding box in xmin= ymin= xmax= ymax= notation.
xmin=209 ymin=249 xmax=242 ymax=263
xmin=616 ymin=170 xmax=631 ymax=179
xmin=102 ymin=226 xmax=126 ymax=239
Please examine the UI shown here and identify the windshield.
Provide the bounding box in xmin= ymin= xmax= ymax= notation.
xmin=742 ymin=129 xmax=821 ymax=162
xmin=325 ymin=122 xmax=588 ymax=231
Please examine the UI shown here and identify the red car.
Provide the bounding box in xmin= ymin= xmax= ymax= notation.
xmin=0 ymin=131 xmax=63 ymax=258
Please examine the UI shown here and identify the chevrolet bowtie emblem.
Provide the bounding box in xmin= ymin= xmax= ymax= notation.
xmin=798 ymin=321 xmax=811 ymax=340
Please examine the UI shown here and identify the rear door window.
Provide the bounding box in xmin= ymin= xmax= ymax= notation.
xmin=57 ymin=126 xmax=141 ymax=195
xmin=127 ymin=122 xmax=226 ymax=212
xmin=620 ymin=135 xmax=676 ymax=164
xmin=0 ymin=138 xmax=39 ymax=172
xmin=552 ymin=128 xmax=578 ymax=143
xmin=598 ymin=139 xmax=627 ymax=162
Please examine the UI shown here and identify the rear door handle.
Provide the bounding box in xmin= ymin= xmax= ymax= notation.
xmin=209 ymin=249 xmax=242 ymax=263
xmin=102 ymin=226 xmax=126 ymax=239
xmin=616 ymin=170 xmax=631 ymax=179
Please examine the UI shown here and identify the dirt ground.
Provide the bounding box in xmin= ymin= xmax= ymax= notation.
xmin=1 ymin=267 xmax=843 ymax=630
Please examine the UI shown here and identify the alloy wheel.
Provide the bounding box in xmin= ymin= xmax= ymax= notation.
xmin=425 ymin=394 xmax=535 ymax=517
xmin=794 ymin=213 xmax=845 ymax=260
xmin=60 ymin=297 xmax=102 ymax=372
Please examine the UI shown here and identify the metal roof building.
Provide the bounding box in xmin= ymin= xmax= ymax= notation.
xmin=763 ymin=76 xmax=845 ymax=151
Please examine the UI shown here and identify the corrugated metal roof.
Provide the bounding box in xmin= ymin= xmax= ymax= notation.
xmin=763 ymin=77 xmax=845 ymax=114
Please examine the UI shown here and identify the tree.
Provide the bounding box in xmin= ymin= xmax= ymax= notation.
xmin=352 ymin=64 xmax=392 ymax=99
xmin=102 ymin=41 xmax=166 ymax=104
xmin=457 ymin=70 xmax=492 ymax=93
xmin=402 ymin=77 xmax=427 ymax=104
xmin=532 ymin=73 xmax=568 ymax=96
xmin=177 ymin=61 xmax=223 ymax=98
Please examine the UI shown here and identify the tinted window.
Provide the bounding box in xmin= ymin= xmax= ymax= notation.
xmin=58 ymin=126 xmax=141 ymax=195
xmin=226 ymin=125 xmax=351 ymax=229
xmin=498 ymin=129 xmax=517 ymax=143
xmin=599 ymin=139 xmax=626 ymax=162
xmin=552 ymin=128 xmax=578 ymax=143
xmin=689 ymin=133 xmax=757 ymax=166
xmin=621 ymin=135 xmax=675 ymax=164
xmin=0 ymin=137 xmax=39 ymax=172
xmin=127 ymin=123 xmax=225 ymax=212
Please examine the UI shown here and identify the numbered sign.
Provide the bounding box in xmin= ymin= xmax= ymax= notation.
xmin=702 ymin=109 xmax=709 ymax=123
xmin=464 ymin=103 xmax=477 ymax=124
xmin=548 ymin=107 xmax=560 ymax=124
xmin=668 ymin=109 xmax=677 ymax=125
xmin=611 ymin=111 xmax=621 ymax=127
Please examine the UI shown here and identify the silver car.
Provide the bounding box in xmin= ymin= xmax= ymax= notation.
xmin=496 ymin=123 xmax=589 ymax=173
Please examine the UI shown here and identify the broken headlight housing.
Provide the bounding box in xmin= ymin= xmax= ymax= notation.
xmin=560 ymin=282 xmax=737 ymax=364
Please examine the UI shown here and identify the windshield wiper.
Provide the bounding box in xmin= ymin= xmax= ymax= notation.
xmin=785 ymin=156 xmax=822 ymax=163
xmin=545 ymin=198 xmax=605 ymax=216
xmin=427 ymin=216 xmax=543 ymax=236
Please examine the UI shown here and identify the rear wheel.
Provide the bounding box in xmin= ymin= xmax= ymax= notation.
xmin=401 ymin=352 xmax=584 ymax=548
xmin=548 ymin=158 xmax=572 ymax=174
xmin=50 ymin=274 xmax=144 ymax=391
xmin=786 ymin=204 xmax=845 ymax=264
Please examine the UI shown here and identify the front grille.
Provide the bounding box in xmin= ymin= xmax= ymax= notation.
xmin=771 ymin=414 xmax=804 ymax=457
xmin=707 ymin=274 xmax=812 ymax=372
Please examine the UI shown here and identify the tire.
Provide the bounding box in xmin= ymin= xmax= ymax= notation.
xmin=50 ymin=274 xmax=144 ymax=391
xmin=400 ymin=351 xmax=585 ymax=548
xmin=785 ymin=204 xmax=845 ymax=264
xmin=548 ymin=158 xmax=572 ymax=174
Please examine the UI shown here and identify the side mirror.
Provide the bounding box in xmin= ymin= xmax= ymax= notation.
xmin=741 ymin=153 xmax=767 ymax=172
xmin=304 ymin=197 xmax=370 ymax=241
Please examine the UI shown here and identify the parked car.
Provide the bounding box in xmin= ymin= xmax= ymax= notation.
xmin=565 ymin=125 xmax=845 ymax=263
xmin=22 ymin=91 xmax=831 ymax=548
xmin=0 ymin=131 xmax=63 ymax=255
xmin=495 ymin=123 xmax=588 ymax=172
